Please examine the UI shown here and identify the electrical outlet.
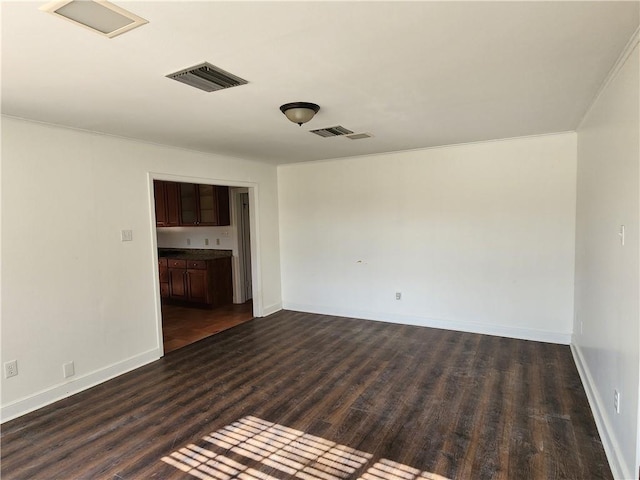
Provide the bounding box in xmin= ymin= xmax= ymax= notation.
xmin=186 ymin=238 xmax=191 ymax=246
xmin=216 ymin=239 xmax=220 ymax=245
xmin=395 ymin=292 xmax=402 ymax=300
xmin=63 ymin=361 xmax=75 ymax=379
xmin=204 ymin=238 xmax=209 ymax=246
xmin=614 ymin=390 xmax=620 ymax=414
xmin=4 ymin=360 xmax=18 ymax=378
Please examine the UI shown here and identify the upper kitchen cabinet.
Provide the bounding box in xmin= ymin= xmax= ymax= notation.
xmin=179 ymin=184 xmax=230 ymax=226
xmin=179 ymin=183 xmax=198 ymax=225
xmin=154 ymin=180 xmax=180 ymax=227
xmin=202 ymin=185 xmax=230 ymax=226
xmin=155 ymin=181 xmax=230 ymax=227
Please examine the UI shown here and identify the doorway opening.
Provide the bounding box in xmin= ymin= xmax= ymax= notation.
xmin=153 ymin=180 xmax=255 ymax=353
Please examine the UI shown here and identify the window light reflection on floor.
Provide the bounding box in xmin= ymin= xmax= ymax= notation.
xmin=161 ymin=416 xmax=450 ymax=480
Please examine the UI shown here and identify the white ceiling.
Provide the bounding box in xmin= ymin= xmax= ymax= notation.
xmin=2 ymin=1 xmax=639 ymax=164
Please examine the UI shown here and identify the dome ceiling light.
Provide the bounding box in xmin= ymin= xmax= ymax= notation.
xmin=279 ymin=102 xmax=320 ymax=126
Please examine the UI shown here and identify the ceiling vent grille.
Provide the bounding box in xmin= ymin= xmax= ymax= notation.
xmin=345 ymin=133 xmax=373 ymax=140
xmin=309 ymin=126 xmax=354 ymax=138
xmin=166 ymin=62 xmax=248 ymax=92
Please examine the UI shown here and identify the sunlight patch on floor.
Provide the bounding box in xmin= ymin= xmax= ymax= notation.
xmin=161 ymin=416 xmax=450 ymax=480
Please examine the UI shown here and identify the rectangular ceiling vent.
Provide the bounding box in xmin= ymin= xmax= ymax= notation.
xmin=345 ymin=133 xmax=373 ymax=140
xmin=166 ymin=62 xmax=248 ymax=92
xmin=309 ymin=126 xmax=354 ymax=138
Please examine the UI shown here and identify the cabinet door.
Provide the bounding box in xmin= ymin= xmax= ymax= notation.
xmin=168 ymin=268 xmax=188 ymax=300
xmin=180 ymin=183 xmax=198 ymax=225
xmin=215 ymin=186 xmax=231 ymax=226
xmin=210 ymin=257 xmax=233 ymax=306
xmin=159 ymin=259 xmax=168 ymax=284
xmin=164 ymin=182 xmax=181 ymax=226
xmin=158 ymin=258 xmax=169 ymax=298
xmin=187 ymin=269 xmax=209 ymax=303
xmin=198 ymin=184 xmax=216 ymax=225
xmin=154 ymin=181 xmax=168 ymax=226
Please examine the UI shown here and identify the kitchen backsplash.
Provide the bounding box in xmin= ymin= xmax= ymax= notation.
xmin=156 ymin=225 xmax=237 ymax=252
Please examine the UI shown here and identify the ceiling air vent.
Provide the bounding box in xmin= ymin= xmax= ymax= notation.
xmin=166 ymin=62 xmax=248 ymax=92
xmin=345 ymin=133 xmax=373 ymax=140
xmin=309 ymin=126 xmax=354 ymax=138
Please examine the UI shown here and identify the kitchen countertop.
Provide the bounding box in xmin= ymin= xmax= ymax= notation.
xmin=158 ymin=248 xmax=232 ymax=260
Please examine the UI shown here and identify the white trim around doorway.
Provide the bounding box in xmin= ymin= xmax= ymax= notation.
xmin=147 ymin=172 xmax=263 ymax=357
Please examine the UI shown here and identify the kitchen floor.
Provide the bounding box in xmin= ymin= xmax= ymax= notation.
xmin=161 ymin=300 xmax=253 ymax=353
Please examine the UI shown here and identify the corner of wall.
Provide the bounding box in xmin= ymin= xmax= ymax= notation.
xmin=571 ymin=344 xmax=633 ymax=479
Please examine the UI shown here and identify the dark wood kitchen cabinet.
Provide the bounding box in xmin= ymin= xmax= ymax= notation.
xmin=179 ymin=183 xmax=198 ymax=225
xmin=154 ymin=181 xmax=229 ymax=227
xmin=158 ymin=258 xmax=170 ymax=298
xmin=154 ymin=180 xmax=180 ymax=227
xmin=168 ymin=259 xmax=188 ymax=300
xmin=185 ymin=261 xmax=208 ymax=303
xmin=161 ymin=256 xmax=232 ymax=307
xmin=179 ymin=184 xmax=230 ymax=226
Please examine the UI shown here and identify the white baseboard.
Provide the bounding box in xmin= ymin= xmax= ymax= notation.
xmin=282 ymin=303 xmax=571 ymax=344
xmin=571 ymin=343 xmax=632 ymax=480
xmin=1 ymin=348 xmax=161 ymax=423
xmin=262 ymin=302 xmax=282 ymax=317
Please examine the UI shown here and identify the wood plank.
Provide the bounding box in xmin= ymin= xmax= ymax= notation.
xmin=0 ymin=311 xmax=612 ymax=480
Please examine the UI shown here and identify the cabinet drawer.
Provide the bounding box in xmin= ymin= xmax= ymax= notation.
xmin=187 ymin=260 xmax=207 ymax=270
xmin=158 ymin=258 xmax=168 ymax=267
xmin=168 ymin=259 xmax=186 ymax=269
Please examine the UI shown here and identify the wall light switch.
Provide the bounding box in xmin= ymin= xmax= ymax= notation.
xmin=619 ymin=225 xmax=625 ymax=246
xmin=120 ymin=230 xmax=133 ymax=242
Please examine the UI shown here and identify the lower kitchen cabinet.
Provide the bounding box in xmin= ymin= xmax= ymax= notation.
xmin=185 ymin=261 xmax=208 ymax=303
xmin=159 ymin=258 xmax=170 ymax=298
xmin=161 ymin=256 xmax=232 ymax=307
xmin=168 ymin=259 xmax=188 ymax=300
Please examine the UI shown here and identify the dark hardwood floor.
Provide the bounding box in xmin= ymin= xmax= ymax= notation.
xmin=1 ymin=311 xmax=610 ymax=480
xmin=162 ymin=301 xmax=253 ymax=353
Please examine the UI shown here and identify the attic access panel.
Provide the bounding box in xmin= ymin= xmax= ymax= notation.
xmin=40 ymin=0 xmax=148 ymax=38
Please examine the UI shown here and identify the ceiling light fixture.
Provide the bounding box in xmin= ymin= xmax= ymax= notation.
xmin=279 ymin=102 xmax=320 ymax=126
xmin=40 ymin=0 xmax=148 ymax=38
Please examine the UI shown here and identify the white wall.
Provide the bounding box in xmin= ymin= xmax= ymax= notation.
xmin=0 ymin=117 xmax=282 ymax=420
xmin=278 ymin=133 xmax=577 ymax=343
xmin=573 ymin=38 xmax=639 ymax=480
